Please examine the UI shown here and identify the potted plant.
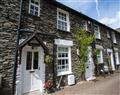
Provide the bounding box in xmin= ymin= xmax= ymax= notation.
xmin=44 ymin=80 xmax=54 ymax=93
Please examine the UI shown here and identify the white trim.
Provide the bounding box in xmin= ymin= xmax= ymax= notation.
xmin=100 ymin=50 xmax=103 ymax=63
xmin=17 ymin=46 xmax=45 ymax=94
xmin=85 ymin=46 xmax=95 ymax=81
xmin=57 ymin=8 xmax=70 ymax=32
xmin=15 ymin=64 xmax=22 ymax=95
xmin=107 ymin=31 xmax=110 ymax=38
xmin=57 ymin=46 xmax=72 ymax=76
xmin=55 ymin=39 xmax=73 ymax=46
xmin=94 ymin=24 xmax=101 ymax=39
xmin=114 ymin=48 xmax=118 ymax=51
xmin=19 ymin=39 xmax=25 ymax=45
xmin=96 ymin=49 xmax=103 ymax=63
xmin=57 ymin=71 xmax=72 ymax=76
xmin=107 ymin=49 xmax=115 ymax=70
xmin=112 ymin=32 xmax=117 ymax=43
xmin=29 ymin=0 xmax=40 ymax=16
xmin=83 ymin=21 xmax=88 ymax=31
xmin=96 ymin=45 xmax=103 ymax=63
xmin=115 ymin=48 xmax=120 ymax=65
xmin=96 ymin=45 xmax=103 ymax=49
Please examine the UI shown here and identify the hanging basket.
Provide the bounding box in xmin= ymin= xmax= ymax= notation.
xmin=44 ymin=54 xmax=52 ymax=64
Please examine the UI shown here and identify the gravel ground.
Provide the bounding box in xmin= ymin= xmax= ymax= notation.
xmin=51 ymin=71 xmax=120 ymax=95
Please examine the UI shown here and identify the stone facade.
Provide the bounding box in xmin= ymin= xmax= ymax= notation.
xmin=0 ymin=0 xmax=20 ymax=94
xmin=0 ymin=0 xmax=120 ymax=94
xmin=113 ymin=31 xmax=120 ymax=67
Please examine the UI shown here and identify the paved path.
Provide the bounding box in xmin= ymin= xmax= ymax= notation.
xmin=51 ymin=72 xmax=120 ymax=95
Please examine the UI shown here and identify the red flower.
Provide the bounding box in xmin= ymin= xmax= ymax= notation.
xmin=44 ymin=80 xmax=53 ymax=90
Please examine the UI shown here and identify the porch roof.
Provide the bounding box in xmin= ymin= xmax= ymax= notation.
xmin=18 ymin=33 xmax=49 ymax=53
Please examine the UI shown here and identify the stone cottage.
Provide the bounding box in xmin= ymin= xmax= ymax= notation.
xmin=0 ymin=0 xmax=120 ymax=95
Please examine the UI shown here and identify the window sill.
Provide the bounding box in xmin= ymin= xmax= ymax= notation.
xmin=86 ymin=30 xmax=91 ymax=32
xmin=57 ymin=29 xmax=71 ymax=33
xmin=96 ymin=38 xmax=101 ymax=40
xmin=113 ymin=42 xmax=117 ymax=44
xmin=98 ymin=62 xmax=104 ymax=64
xmin=95 ymin=38 xmax=102 ymax=42
xmin=28 ymin=13 xmax=40 ymax=19
xmin=57 ymin=71 xmax=73 ymax=76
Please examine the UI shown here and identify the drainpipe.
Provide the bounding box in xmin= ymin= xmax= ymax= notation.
xmin=12 ymin=0 xmax=23 ymax=95
xmin=52 ymin=40 xmax=57 ymax=88
xmin=109 ymin=31 xmax=117 ymax=70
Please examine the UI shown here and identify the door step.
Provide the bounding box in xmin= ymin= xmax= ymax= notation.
xmin=23 ymin=90 xmax=43 ymax=95
xmin=86 ymin=77 xmax=96 ymax=81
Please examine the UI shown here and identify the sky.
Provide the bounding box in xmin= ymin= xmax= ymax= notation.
xmin=57 ymin=0 xmax=120 ymax=29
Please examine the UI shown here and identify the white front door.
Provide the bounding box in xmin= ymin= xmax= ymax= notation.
xmin=85 ymin=47 xmax=95 ymax=81
xmin=115 ymin=52 xmax=120 ymax=65
xmin=107 ymin=49 xmax=115 ymax=70
xmin=21 ymin=46 xmax=43 ymax=94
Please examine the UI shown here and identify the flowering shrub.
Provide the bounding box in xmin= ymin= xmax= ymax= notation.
xmin=44 ymin=80 xmax=53 ymax=93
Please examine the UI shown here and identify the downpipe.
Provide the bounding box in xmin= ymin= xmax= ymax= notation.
xmin=12 ymin=0 xmax=23 ymax=95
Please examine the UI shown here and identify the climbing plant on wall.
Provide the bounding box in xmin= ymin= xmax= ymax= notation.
xmin=74 ymin=28 xmax=95 ymax=80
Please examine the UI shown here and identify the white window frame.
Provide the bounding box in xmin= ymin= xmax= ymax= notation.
xmin=83 ymin=21 xmax=88 ymax=31
xmin=112 ymin=32 xmax=117 ymax=43
xmin=29 ymin=0 xmax=40 ymax=16
xmin=57 ymin=46 xmax=72 ymax=76
xmin=57 ymin=8 xmax=70 ymax=32
xmin=96 ymin=49 xmax=103 ymax=63
xmin=107 ymin=31 xmax=110 ymax=38
xmin=94 ymin=25 xmax=101 ymax=39
xmin=115 ymin=51 xmax=120 ymax=65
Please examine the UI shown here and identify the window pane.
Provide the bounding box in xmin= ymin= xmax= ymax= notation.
xmin=57 ymin=47 xmax=70 ymax=74
xmin=30 ymin=1 xmax=39 ymax=16
xmin=57 ymin=11 xmax=68 ymax=31
xmin=97 ymin=50 xmax=102 ymax=63
xmin=33 ymin=52 xmax=39 ymax=69
xmin=97 ymin=56 xmax=101 ymax=63
xmin=35 ymin=7 xmax=38 ymax=11
xmin=58 ymin=53 xmax=61 ymax=57
xmin=31 ymin=5 xmax=34 ymax=10
xmin=35 ymin=11 xmax=38 ymax=16
xmin=30 ymin=10 xmax=34 ymax=15
xmin=62 ymin=53 xmax=65 ymax=57
xmin=62 ymin=59 xmax=65 ymax=65
xmin=26 ymin=52 xmax=32 ymax=70
xmin=58 ymin=60 xmax=61 ymax=65
xmin=107 ymin=31 xmax=110 ymax=38
xmin=95 ymin=31 xmax=100 ymax=38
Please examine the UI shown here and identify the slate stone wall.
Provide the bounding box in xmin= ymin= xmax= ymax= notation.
xmin=20 ymin=0 xmax=89 ymax=82
xmin=0 ymin=0 xmax=120 ymax=94
xmin=0 ymin=0 xmax=20 ymax=94
xmin=19 ymin=0 xmax=119 ymax=85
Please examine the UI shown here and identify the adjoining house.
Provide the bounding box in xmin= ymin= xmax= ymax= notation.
xmin=0 ymin=0 xmax=120 ymax=95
